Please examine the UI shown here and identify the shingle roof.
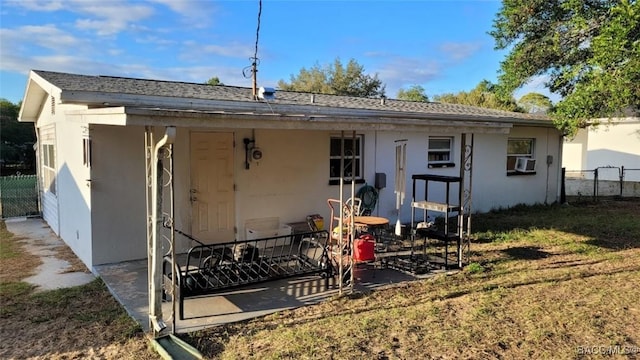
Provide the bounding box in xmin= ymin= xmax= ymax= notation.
xmin=33 ymin=70 xmax=550 ymax=123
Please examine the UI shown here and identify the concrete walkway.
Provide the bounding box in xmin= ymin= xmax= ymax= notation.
xmin=4 ymin=217 xmax=95 ymax=291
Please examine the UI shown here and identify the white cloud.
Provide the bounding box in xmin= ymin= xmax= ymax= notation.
xmin=363 ymin=51 xmax=392 ymax=58
xmin=179 ymin=42 xmax=254 ymax=63
xmin=0 ymin=25 xmax=83 ymax=53
xmin=73 ymin=1 xmax=155 ymax=36
xmin=135 ymin=35 xmax=177 ymax=48
xmin=514 ymin=74 xmax=562 ymax=103
xmin=438 ymin=41 xmax=483 ymax=61
xmin=8 ymin=0 xmax=155 ymax=36
xmin=148 ymin=0 xmax=217 ymax=27
xmin=201 ymin=43 xmax=254 ymax=58
xmin=5 ymin=0 xmax=64 ymax=11
xmin=0 ymin=53 xmax=107 ymax=75
xmin=375 ymin=57 xmax=441 ymax=97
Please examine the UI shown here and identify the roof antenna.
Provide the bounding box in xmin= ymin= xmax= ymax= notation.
xmin=242 ymin=0 xmax=262 ymax=99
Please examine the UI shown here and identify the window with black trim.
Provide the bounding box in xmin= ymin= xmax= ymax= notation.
xmin=428 ymin=137 xmax=454 ymax=168
xmin=507 ymin=138 xmax=535 ymax=174
xmin=329 ymin=135 xmax=363 ymax=184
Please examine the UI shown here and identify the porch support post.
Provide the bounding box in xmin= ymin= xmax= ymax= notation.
xmin=144 ymin=127 xmax=154 ymax=333
xmin=349 ymin=130 xmax=356 ymax=288
xmin=148 ymin=126 xmax=176 ymax=337
xmin=338 ymin=131 xmax=344 ymax=295
xmin=458 ymin=133 xmax=474 ymax=267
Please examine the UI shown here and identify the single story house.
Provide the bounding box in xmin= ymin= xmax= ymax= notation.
xmin=19 ymin=70 xmax=563 ymax=271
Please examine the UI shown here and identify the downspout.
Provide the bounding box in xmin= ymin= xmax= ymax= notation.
xmin=34 ymin=128 xmax=43 ymax=216
xmin=150 ymin=126 xmax=176 ymax=335
xmin=557 ymin=133 xmax=564 ymax=204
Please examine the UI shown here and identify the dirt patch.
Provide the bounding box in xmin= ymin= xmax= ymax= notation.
xmin=55 ymin=241 xmax=91 ymax=274
xmin=0 ymin=230 xmax=42 ymax=283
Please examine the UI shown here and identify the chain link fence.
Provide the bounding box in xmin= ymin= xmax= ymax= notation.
xmin=0 ymin=174 xmax=39 ymax=218
xmin=563 ymin=167 xmax=640 ymax=200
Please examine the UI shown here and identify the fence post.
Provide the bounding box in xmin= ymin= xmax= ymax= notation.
xmin=593 ymin=168 xmax=598 ymax=200
xmin=620 ymin=166 xmax=624 ymax=197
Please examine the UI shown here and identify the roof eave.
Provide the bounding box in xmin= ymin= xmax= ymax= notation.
xmin=66 ymin=106 xmax=513 ymax=134
xmin=19 ymin=71 xmax=57 ymax=122
xmin=59 ymin=90 xmax=552 ymax=127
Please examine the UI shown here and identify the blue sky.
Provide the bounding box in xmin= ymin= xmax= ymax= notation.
xmin=0 ymin=0 xmax=554 ymax=105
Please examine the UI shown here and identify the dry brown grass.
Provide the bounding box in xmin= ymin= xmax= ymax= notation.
xmin=0 ymin=220 xmax=159 ymax=360
xmin=55 ymin=240 xmax=92 ymax=274
xmin=0 ymin=222 xmax=42 ymax=283
xmin=184 ymin=200 xmax=640 ymax=360
xmin=1 ymin=200 xmax=639 ymax=360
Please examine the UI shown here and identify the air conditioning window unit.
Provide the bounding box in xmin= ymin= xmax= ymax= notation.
xmin=515 ymin=157 xmax=536 ymax=172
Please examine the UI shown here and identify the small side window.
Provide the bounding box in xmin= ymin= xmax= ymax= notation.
xmin=507 ymin=138 xmax=536 ymax=175
xmin=428 ymin=137 xmax=454 ymax=168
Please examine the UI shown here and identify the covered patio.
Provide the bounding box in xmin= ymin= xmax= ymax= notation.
xmin=95 ymin=256 xmax=435 ymax=333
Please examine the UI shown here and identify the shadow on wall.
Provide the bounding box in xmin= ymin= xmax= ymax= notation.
xmin=586 ymin=149 xmax=640 ymax=180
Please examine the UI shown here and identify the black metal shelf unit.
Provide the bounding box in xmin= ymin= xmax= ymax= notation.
xmin=410 ymin=174 xmax=463 ymax=269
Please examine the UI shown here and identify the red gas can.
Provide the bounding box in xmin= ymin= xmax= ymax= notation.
xmin=354 ymin=234 xmax=375 ymax=262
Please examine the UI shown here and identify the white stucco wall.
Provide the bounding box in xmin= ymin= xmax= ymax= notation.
xmin=90 ymin=125 xmax=147 ymax=265
xmin=54 ymin=123 xmax=562 ymax=265
xmin=34 ymin=96 xmax=94 ymax=268
xmin=55 ymin=118 xmax=92 ymax=268
xmin=472 ymin=127 xmax=561 ymax=212
xmin=563 ymin=117 xmax=640 ymax=181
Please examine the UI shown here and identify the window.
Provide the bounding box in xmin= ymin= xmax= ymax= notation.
xmin=428 ymin=137 xmax=454 ymax=168
xmin=507 ymin=138 xmax=535 ymax=173
xmin=42 ymin=143 xmax=56 ymax=194
xmin=329 ymin=135 xmax=363 ymax=184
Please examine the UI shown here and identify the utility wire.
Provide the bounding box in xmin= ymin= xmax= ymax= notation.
xmin=244 ymin=0 xmax=262 ymax=81
xmin=254 ymin=0 xmax=261 ymax=64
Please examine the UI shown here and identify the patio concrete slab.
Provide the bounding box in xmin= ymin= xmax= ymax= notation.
xmin=95 ymin=258 xmax=423 ymax=334
xmin=5 ymin=217 xmax=95 ymax=291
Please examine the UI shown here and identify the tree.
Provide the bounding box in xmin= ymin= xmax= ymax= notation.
xmin=397 ymin=85 xmax=429 ymax=102
xmin=205 ymin=77 xmax=223 ymax=85
xmin=278 ymin=58 xmax=385 ymax=97
xmin=1 ymin=99 xmax=36 ymax=174
xmin=432 ymin=80 xmax=522 ymax=112
xmin=518 ymin=92 xmax=553 ymax=114
xmin=491 ymin=0 xmax=640 ymax=136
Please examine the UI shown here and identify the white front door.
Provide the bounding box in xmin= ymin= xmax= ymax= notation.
xmin=190 ymin=132 xmax=235 ymax=244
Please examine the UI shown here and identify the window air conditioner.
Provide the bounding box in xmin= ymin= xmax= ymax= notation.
xmin=515 ymin=157 xmax=536 ymax=173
